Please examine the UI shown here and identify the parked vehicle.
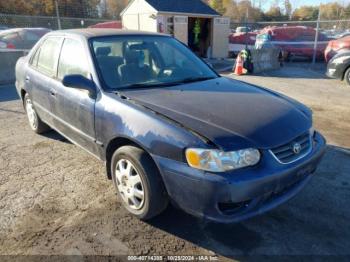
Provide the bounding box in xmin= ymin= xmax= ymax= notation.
xmin=326 ymin=51 xmax=350 ymax=85
xmin=334 ymin=31 xmax=350 ymax=39
xmin=325 ymin=36 xmax=350 ymax=62
xmin=0 ymin=28 xmax=50 ymax=50
xmin=16 ymin=29 xmax=326 ymax=223
xmin=88 ymin=21 xmax=122 ymax=29
xmin=235 ymin=26 xmax=251 ymax=33
xmin=0 ymin=25 xmax=8 ymax=31
xmin=256 ymin=26 xmax=330 ymax=60
xmin=228 ymin=32 xmax=257 ymax=57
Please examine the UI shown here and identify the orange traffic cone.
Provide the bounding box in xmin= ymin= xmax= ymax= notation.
xmin=234 ymin=54 xmax=244 ymax=75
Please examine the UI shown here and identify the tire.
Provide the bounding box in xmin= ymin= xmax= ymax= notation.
xmin=344 ymin=67 xmax=350 ymax=86
xmin=111 ymin=145 xmax=169 ymax=220
xmin=24 ymin=94 xmax=50 ymax=134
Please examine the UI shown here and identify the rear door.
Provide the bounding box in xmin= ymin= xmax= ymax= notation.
xmin=26 ymin=36 xmax=63 ymax=126
xmin=49 ymin=37 xmax=98 ymax=155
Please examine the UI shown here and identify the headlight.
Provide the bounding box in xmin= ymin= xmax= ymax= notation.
xmin=185 ymin=148 xmax=260 ymax=172
xmin=332 ymin=56 xmax=348 ymax=65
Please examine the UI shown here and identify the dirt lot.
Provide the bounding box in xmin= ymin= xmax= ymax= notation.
xmin=0 ymin=64 xmax=350 ymax=260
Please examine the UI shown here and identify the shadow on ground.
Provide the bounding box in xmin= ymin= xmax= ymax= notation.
xmin=41 ymin=130 xmax=71 ymax=144
xmin=148 ymin=145 xmax=350 ymax=258
xmin=0 ymin=84 xmax=19 ymax=102
xmin=252 ymin=63 xmax=328 ymax=80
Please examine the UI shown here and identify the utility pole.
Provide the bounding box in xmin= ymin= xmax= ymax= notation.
xmin=312 ymin=4 xmax=321 ymax=65
xmin=245 ymin=7 xmax=248 ymax=49
xmin=55 ymin=0 xmax=62 ymax=30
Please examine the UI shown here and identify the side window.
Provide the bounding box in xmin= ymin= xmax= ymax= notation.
xmin=30 ymin=46 xmax=41 ymax=67
xmin=57 ymin=38 xmax=89 ymax=80
xmin=37 ymin=37 xmax=62 ymax=77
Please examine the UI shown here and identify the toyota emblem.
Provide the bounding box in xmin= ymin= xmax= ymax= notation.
xmin=292 ymin=143 xmax=302 ymax=154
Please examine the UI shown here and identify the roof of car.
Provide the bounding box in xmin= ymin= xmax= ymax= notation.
xmin=49 ymin=28 xmax=168 ymax=39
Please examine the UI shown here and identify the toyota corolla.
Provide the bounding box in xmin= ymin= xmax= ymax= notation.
xmin=15 ymin=29 xmax=326 ymax=223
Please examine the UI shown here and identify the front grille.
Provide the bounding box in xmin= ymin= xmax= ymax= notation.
xmin=270 ymin=132 xmax=312 ymax=164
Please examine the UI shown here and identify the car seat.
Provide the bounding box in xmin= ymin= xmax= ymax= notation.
xmin=118 ymin=50 xmax=152 ymax=85
xmin=96 ymin=46 xmax=123 ymax=88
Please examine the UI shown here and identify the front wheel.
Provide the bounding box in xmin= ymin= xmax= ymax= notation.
xmin=24 ymin=94 xmax=50 ymax=134
xmin=344 ymin=67 xmax=350 ymax=86
xmin=111 ymin=146 xmax=169 ymax=220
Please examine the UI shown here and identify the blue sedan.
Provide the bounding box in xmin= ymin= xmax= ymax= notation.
xmin=15 ymin=29 xmax=326 ymax=223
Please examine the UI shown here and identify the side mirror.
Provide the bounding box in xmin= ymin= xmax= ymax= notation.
xmin=62 ymin=74 xmax=96 ymax=98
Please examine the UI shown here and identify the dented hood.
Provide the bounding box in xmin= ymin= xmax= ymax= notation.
xmin=120 ymin=77 xmax=312 ymax=150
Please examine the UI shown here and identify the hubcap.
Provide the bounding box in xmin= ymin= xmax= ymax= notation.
xmin=115 ymin=159 xmax=144 ymax=210
xmin=25 ymin=99 xmax=38 ymax=130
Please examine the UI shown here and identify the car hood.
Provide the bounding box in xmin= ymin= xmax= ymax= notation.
xmin=120 ymin=77 xmax=312 ymax=150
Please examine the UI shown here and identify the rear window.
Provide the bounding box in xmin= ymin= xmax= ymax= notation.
xmin=20 ymin=31 xmax=42 ymax=41
xmin=0 ymin=32 xmax=20 ymax=43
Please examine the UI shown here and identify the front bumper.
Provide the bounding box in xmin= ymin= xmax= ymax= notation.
xmin=326 ymin=62 xmax=343 ymax=79
xmin=152 ymin=132 xmax=326 ymax=223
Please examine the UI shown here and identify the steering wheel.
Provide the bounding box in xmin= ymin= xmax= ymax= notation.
xmin=158 ymin=63 xmax=199 ymax=80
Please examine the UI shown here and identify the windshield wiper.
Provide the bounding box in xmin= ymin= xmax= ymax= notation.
xmin=115 ymin=76 xmax=217 ymax=90
xmin=116 ymin=82 xmax=179 ymax=90
xmin=175 ymin=76 xmax=217 ymax=84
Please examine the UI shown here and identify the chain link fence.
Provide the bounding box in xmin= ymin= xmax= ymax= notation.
xmin=2 ymin=11 xmax=350 ymax=66
xmin=231 ymin=20 xmax=350 ymax=32
xmin=0 ymin=13 xmax=113 ymax=30
xmin=229 ymin=20 xmax=350 ymax=63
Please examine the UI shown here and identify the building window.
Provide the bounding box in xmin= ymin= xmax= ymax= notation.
xmin=166 ymin=16 xmax=174 ymax=36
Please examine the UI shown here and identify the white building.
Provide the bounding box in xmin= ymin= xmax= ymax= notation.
xmin=121 ymin=0 xmax=230 ymax=58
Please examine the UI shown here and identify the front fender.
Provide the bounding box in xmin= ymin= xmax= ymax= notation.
xmin=95 ymin=92 xmax=211 ymax=162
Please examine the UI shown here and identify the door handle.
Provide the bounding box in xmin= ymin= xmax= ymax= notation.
xmin=25 ymin=76 xmax=30 ymax=82
xmin=49 ymin=89 xmax=57 ymax=97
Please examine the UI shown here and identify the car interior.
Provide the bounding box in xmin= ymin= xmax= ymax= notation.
xmin=94 ymin=42 xmax=158 ymax=88
xmin=93 ymin=40 xmax=201 ymax=89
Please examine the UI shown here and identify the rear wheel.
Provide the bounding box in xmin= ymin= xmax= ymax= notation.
xmin=344 ymin=67 xmax=350 ymax=86
xmin=111 ymin=146 xmax=168 ymax=220
xmin=24 ymin=94 xmax=50 ymax=134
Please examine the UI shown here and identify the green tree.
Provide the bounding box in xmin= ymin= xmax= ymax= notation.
xmin=0 ymin=0 xmax=55 ymax=15
xmin=224 ymin=0 xmax=263 ymax=22
xmin=209 ymin=0 xmax=227 ymax=15
xmin=320 ymin=2 xmax=345 ymax=20
xmin=0 ymin=0 xmax=100 ymax=17
xmin=264 ymin=6 xmax=286 ymax=21
xmin=292 ymin=5 xmax=318 ymax=21
xmin=99 ymin=0 xmax=129 ymax=19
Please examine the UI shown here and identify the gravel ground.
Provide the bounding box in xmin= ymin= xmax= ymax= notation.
xmin=0 ymin=64 xmax=349 ymax=260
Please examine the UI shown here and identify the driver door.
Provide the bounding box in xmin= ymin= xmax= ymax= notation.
xmin=50 ymin=37 xmax=99 ymax=156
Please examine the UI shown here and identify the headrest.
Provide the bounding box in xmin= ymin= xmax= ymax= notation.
xmin=96 ymin=46 xmax=111 ymax=56
xmin=124 ymin=50 xmax=142 ymax=64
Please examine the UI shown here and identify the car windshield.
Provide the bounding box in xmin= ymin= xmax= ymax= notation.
xmin=91 ymin=35 xmax=218 ymax=90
